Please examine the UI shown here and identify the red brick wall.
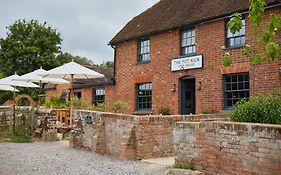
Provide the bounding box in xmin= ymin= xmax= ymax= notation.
xmin=45 ymin=83 xmax=71 ymax=102
xmin=174 ymin=121 xmax=281 ymax=174
xmin=106 ymin=7 xmax=281 ymax=114
xmin=45 ymin=84 xmax=94 ymax=105
xmin=71 ymin=110 xmax=225 ymax=160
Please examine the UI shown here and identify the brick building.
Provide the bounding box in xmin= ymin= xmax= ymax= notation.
xmin=45 ymin=65 xmax=113 ymax=105
xmin=106 ymin=0 xmax=281 ymax=115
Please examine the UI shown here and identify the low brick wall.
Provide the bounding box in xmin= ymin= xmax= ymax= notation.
xmin=173 ymin=121 xmax=281 ymax=174
xmin=71 ymin=110 xmax=224 ymax=160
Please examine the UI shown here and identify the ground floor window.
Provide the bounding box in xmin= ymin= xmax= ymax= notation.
xmin=136 ymin=82 xmax=152 ymax=111
xmin=94 ymin=88 xmax=105 ymax=105
xmin=74 ymin=91 xmax=82 ymax=99
xmin=224 ymin=73 xmax=249 ymax=109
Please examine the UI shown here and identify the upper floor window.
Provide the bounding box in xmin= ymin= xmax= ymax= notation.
xmin=224 ymin=73 xmax=249 ymax=109
xmin=181 ymin=29 xmax=195 ymax=55
xmin=136 ymin=82 xmax=152 ymax=111
xmin=94 ymin=88 xmax=105 ymax=105
xmin=226 ymin=19 xmax=245 ymax=48
xmin=138 ymin=38 xmax=150 ymax=63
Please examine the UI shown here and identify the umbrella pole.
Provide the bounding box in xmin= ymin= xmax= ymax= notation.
xmin=13 ymin=87 xmax=16 ymax=100
xmin=70 ymin=74 xmax=74 ymax=127
xmin=38 ymin=80 xmax=42 ymax=107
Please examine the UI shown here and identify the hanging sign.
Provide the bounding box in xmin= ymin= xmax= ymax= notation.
xmin=171 ymin=55 xmax=203 ymax=71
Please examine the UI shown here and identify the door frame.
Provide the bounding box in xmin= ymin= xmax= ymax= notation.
xmin=180 ymin=76 xmax=196 ymax=115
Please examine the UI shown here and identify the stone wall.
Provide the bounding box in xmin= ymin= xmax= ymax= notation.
xmin=71 ymin=110 xmax=224 ymax=160
xmin=173 ymin=121 xmax=281 ymax=175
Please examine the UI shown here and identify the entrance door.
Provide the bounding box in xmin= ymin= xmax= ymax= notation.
xmin=180 ymin=78 xmax=195 ymax=114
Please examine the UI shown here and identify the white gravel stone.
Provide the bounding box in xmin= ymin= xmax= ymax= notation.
xmin=0 ymin=141 xmax=167 ymax=175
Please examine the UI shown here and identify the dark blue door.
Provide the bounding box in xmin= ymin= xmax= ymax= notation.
xmin=181 ymin=78 xmax=195 ymax=114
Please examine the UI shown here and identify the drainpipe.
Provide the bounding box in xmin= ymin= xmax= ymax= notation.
xmin=110 ymin=44 xmax=116 ymax=85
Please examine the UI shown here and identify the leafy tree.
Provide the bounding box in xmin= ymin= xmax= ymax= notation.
xmin=0 ymin=19 xmax=62 ymax=76
xmin=222 ymin=0 xmax=280 ymax=66
xmin=100 ymin=60 xmax=114 ymax=68
xmin=57 ymin=52 xmax=94 ymax=65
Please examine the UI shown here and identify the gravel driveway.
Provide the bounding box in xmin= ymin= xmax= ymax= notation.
xmin=0 ymin=141 xmax=168 ymax=175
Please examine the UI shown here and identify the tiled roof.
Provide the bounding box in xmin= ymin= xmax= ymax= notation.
xmin=109 ymin=0 xmax=280 ymax=44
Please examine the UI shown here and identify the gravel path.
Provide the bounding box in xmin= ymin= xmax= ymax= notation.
xmin=0 ymin=141 xmax=168 ymax=175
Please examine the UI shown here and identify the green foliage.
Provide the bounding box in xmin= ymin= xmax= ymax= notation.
xmin=56 ymin=52 xmax=94 ymax=65
xmin=242 ymin=45 xmax=252 ymax=57
xmin=174 ymin=162 xmax=194 ymax=170
xmin=0 ymin=91 xmax=13 ymax=105
xmin=0 ymin=72 xmax=4 ymax=79
xmin=227 ymin=13 xmax=243 ymax=34
xmin=70 ymin=96 xmax=91 ymax=110
xmin=0 ymin=122 xmax=32 ymax=143
xmin=266 ymin=42 xmax=280 ymax=60
xmin=111 ymin=100 xmax=130 ymax=113
xmin=92 ymin=102 xmax=106 ymax=112
xmin=10 ymin=135 xmax=32 ymax=143
xmin=158 ymin=107 xmax=171 ymax=115
xmin=45 ymin=96 xmax=68 ymax=108
xmin=100 ymin=61 xmax=114 ymax=68
xmin=222 ymin=55 xmax=232 ymax=67
xmin=223 ymin=0 xmax=280 ymax=66
xmin=0 ymin=19 xmax=62 ymax=76
xmin=229 ymin=89 xmax=281 ymax=124
xmin=201 ymin=107 xmax=218 ymax=114
xmin=249 ymin=0 xmax=266 ymax=36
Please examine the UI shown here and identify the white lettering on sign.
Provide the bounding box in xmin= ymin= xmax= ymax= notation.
xmin=171 ymin=55 xmax=203 ymax=71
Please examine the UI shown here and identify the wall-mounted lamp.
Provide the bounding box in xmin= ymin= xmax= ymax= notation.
xmin=172 ymin=84 xmax=176 ymax=92
xmin=197 ymin=81 xmax=202 ymax=90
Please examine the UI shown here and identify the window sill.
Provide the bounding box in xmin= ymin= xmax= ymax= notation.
xmin=179 ymin=53 xmax=196 ymax=57
xmin=223 ymin=45 xmax=245 ymax=50
xmin=137 ymin=61 xmax=150 ymax=65
xmin=133 ymin=110 xmax=153 ymax=115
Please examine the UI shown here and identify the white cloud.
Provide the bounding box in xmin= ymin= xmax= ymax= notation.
xmin=0 ymin=0 xmax=158 ymax=64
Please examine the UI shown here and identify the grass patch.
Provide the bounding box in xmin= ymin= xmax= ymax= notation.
xmin=9 ymin=135 xmax=32 ymax=143
xmin=174 ymin=162 xmax=194 ymax=170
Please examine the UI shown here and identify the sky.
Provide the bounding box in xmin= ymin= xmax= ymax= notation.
xmin=0 ymin=0 xmax=159 ymax=64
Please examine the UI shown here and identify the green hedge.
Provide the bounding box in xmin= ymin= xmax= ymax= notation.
xmin=229 ymin=89 xmax=281 ymax=124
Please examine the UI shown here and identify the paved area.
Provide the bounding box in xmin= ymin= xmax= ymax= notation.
xmin=141 ymin=157 xmax=175 ymax=166
xmin=0 ymin=141 xmax=168 ymax=175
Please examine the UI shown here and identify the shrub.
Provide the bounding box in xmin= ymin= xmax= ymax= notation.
xmin=45 ymin=96 xmax=68 ymax=108
xmin=111 ymin=100 xmax=130 ymax=114
xmin=70 ymin=97 xmax=91 ymax=110
xmin=229 ymin=89 xmax=281 ymax=124
xmin=92 ymin=102 xmax=106 ymax=112
xmin=174 ymin=162 xmax=194 ymax=170
xmin=201 ymin=107 xmax=218 ymax=114
xmin=158 ymin=107 xmax=171 ymax=115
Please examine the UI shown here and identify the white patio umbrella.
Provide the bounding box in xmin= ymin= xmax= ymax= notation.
xmin=0 ymin=74 xmax=39 ymax=88
xmin=14 ymin=68 xmax=69 ymax=84
xmin=39 ymin=61 xmax=105 ymax=126
xmin=13 ymin=68 xmax=69 ymax=105
xmin=40 ymin=61 xmax=104 ymax=98
xmin=0 ymin=84 xmax=19 ymax=92
xmin=0 ymin=74 xmax=39 ymax=99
